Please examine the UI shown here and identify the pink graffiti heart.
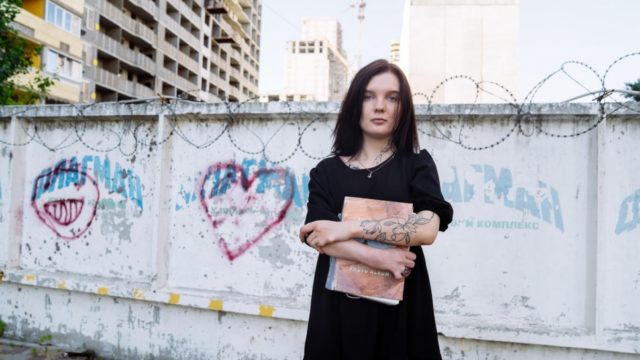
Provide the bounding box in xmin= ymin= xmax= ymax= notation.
xmin=198 ymin=162 xmax=294 ymax=261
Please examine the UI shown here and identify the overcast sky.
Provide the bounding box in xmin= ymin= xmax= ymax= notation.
xmin=258 ymin=0 xmax=639 ymax=102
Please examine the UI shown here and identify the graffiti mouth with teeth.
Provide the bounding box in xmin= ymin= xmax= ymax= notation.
xmin=43 ymin=198 xmax=85 ymax=226
xmin=32 ymin=168 xmax=100 ymax=240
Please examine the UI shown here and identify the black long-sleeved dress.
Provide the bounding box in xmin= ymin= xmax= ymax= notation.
xmin=303 ymin=149 xmax=454 ymax=360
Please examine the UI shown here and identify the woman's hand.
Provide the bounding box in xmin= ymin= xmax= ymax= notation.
xmin=299 ymin=220 xmax=357 ymax=250
xmin=367 ymin=247 xmax=417 ymax=280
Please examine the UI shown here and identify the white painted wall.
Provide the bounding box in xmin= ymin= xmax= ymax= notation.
xmin=0 ymin=102 xmax=639 ymax=359
xmin=0 ymin=120 xmax=10 ymax=266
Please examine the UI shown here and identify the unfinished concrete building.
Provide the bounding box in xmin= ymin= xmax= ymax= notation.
xmin=83 ymin=0 xmax=261 ymax=102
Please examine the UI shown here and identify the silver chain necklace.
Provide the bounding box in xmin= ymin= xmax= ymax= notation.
xmin=350 ymin=152 xmax=396 ymax=178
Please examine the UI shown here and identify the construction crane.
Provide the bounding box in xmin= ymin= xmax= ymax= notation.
xmin=348 ymin=0 xmax=366 ymax=70
xmin=356 ymin=0 xmax=366 ymax=69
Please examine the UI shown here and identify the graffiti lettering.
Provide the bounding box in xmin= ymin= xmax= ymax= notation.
xmin=450 ymin=218 xmax=539 ymax=230
xmin=197 ymin=161 xmax=295 ymax=260
xmin=476 ymin=220 xmax=539 ymax=230
xmin=34 ymin=155 xmax=143 ymax=210
xmin=442 ymin=164 xmax=564 ymax=231
xmin=176 ymin=158 xmax=308 ymax=211
xmin=615 ymin=189 xmax=640 ymax=234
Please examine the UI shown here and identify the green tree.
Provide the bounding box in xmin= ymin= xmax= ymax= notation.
xmin=624 ymin=79 xmax=640 ymax=102
xmin=0 ymin=0 xmax=54 ymax=105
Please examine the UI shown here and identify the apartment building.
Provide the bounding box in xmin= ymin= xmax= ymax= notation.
xmin=389 ymin=40 xmax=400 ymax=66
xmin=83 ymin=0 xmax=261 ymax=102
xmin=280 ymin=18 xmax=349 ymax=102
xmin=400 ymin=0 xmax=518 ymax=103
xmin=13 ymin=0 xmax=86 ymax=103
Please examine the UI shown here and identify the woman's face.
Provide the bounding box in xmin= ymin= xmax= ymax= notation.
xmin=359 ymin=71 xmax=401 ymax=142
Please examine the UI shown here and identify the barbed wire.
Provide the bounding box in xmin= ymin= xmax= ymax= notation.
xmin=0 ymin=52 xmax=638 ymax=159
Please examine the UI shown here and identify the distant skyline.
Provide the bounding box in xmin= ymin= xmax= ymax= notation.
xmin=259 ymin=0 xmax=639 ymax=102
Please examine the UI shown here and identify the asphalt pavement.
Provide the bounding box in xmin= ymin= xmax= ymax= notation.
xmin=0 ymin=338 xmax=98 ymax=359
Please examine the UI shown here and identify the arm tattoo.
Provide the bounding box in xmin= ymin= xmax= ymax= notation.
xmin=360 ymin=213 xmax=435 ymax=245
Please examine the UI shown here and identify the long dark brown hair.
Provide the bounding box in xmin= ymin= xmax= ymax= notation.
xmin=332 ymin=59 xmax=419 ymax=156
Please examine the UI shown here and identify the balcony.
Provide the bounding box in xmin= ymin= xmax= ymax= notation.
xmin=94 ymin=67 xmax=155 ymax=98
xmin=89 ymin=0 xmax=157 ymax=45
xmin=89 ymin=31 xmax=156 ymax=75
xmin=205 ymin=0 xmax=229 ymax=14
xmin=208 ymin=72 xmax=225 ymax=92
xmin=170 ymin=0 xmax=201 ymax=25
xmin=128 ymin=0 xmax=159 ymax=19
xmin=226 ymin=83 xmax=242 ymax=100
xmin=224 ymin=0 xmax=251 ymax=25
xmin=14 ymin=9 xmax=83 ymax=58
xmin=14 ymin=68 xmax=81 ymax=103
xmin=230 ymin=47 xmax=242 ymax=60
xmin=208 ymin=54 xmax=229 ymax=82
xmin=159 ymin=68 xmax=198 ymax=94
xmin=228 ymin=67 xmax=241 ymax=82
xmin=213 ymin=29 xmax=242 ymax=45
xmin=198 ymin=91 xmax=223 ymax=103
xmin=163 ymin=15 xmax=200 ymax=53
xmin=208 ymin=46 xmax=220 ymax=64
xmin=160 ymin=42 xmax=199 ymax=74
xmin=223 ymin=10 xmax=248 ymax=38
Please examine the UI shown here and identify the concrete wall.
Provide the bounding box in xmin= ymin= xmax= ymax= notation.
xmin=0 ymin=101 xmax=638 ymax=359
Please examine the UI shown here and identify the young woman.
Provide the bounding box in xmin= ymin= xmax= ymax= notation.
xmin=299 ymin=59 xmax=453 ymax=359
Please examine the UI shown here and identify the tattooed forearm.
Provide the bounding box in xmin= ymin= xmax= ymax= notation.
xmin=359 ymin=212 xmax=435 ymax=245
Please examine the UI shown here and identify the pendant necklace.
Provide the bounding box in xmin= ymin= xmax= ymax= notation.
xmin=352 ymin=152 xmax=396 ymax=178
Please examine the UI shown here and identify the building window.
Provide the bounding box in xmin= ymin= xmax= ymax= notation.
xmin=45 ymin=0 xmax=80 ymax=35
xmin=44 ymin=48 xmax=82 ymax=82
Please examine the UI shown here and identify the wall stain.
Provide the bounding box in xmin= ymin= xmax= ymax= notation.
xmin=98 ymin=199 xmax=139 ymax=242
xmin=256 ymin=232 xmax=294 ymax=269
